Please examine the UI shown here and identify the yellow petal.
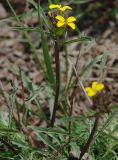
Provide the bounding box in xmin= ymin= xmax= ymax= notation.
xmin=59 ymin=6 xmax=72 ymax=11
xmin=67 ymin=16 xmax=76 ymax=23
xmin=85 ymin=87 xmax=96 ymax=97
xmin=57 ymin=21 xmax=65 ymax=27
xmin=92 ymin=81 xmax=104 ymax=92
xmin=55 ymin=15 xmax=65 ymax=22
xmin=67 ymin=22 xmax=76 ymax=30
xmin=96 ymin=83 xmax=104 ymax=91
xmin=92 ymin=81 xmax=98 ymax=91
xmin=49 ymin=4 xmax=61 ymax=9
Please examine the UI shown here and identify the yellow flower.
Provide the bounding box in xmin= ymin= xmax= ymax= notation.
xmin=49 ymin=4 xmax=72 ymax=11
xmin=85 ymin=81 xmax=104 ymax=97
xmin=55 ymin=15 xmax=76 ymax=30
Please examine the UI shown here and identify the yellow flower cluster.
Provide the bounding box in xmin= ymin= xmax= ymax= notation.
xmin=85 ymin=81 xmax=104 ymax=97
xmin=49 ymin=4 xmax=72 ymax=11
xmin=49 ymin=4 xmax=76 ymax=30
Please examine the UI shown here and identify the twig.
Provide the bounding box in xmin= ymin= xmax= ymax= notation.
xmin=79 ymin=80 xmax=93 ymax=106
xmin=50 ymin=39 xmax=60 ymax=127
xmin=78 ymin=114 xmax=99 ymax=160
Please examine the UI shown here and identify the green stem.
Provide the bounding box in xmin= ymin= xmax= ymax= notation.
xmin=48 ymin=0 xmax=52 ymax=4
xmin=63 ymin=33 xmax=68 ymax=84
xmin=50 ymin=39 xmax=60 ymax=127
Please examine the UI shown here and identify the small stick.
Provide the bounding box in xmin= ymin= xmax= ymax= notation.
xmin=72 ymin=65 xmax=93 ymax=107
xmin=79 ymin=80 xmax=93 ymax=106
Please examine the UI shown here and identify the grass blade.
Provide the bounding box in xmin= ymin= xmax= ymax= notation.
xmin=41 ymin=32 xmax=55 ymax=89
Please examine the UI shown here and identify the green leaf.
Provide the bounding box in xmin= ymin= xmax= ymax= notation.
xmin=41 ymin=32 xmax=55 ymax=89
xmin=8 ymin=80 xmax=18 ymax=128
xmin=99 ymin=52 xmax=108 ymax=82
xmin=35 ymin=132 xmax=56 ymax=151
xmin=31 ymin=127 xmax=68 ymax=135
xmin=0 ymin=128 xmax=17 ymax=133
xmin=12 ymin=26 xmax=50 ymax=35
xmin=95 ymin=108 xmax=118 ymax=139
xmin=70 ymin=0 xmax=93 ymax=4
xmin=29 ymin=0 xmax=55 ymax=89
xmin=64 ymin=36 xmax=93 ymax=45
xmin=70 ymin=142 xmax=80 ymax=157
xmin=0 ymin=10 xmax=37 ymax=23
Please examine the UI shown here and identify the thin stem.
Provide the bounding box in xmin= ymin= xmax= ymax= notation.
xmin=78 ymin=114 xmax=99 ymax=160
xmin=64 ymin=44 xmax=81 ymax=97
xmin=19 ymin=69 xmax=26 ymax=124
xmin=64 ymin=32 xmax=68 ymax=84
xmin=15 ymin=99 xmax=21 ymax=128
xmin=67 ymin=100 xmax=73 ymax=155
xmin=47 ymin=140 xmax=70 ymax=160
xmin=68 ymin=100 xmax=72 ymax=143
xmin=68 ymin=80 xmax=77 ymax=140
xmin=67 ymin=77 xmax=78 ymax=158
xmin=50 ymin=39 xmax=60 ymax=127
